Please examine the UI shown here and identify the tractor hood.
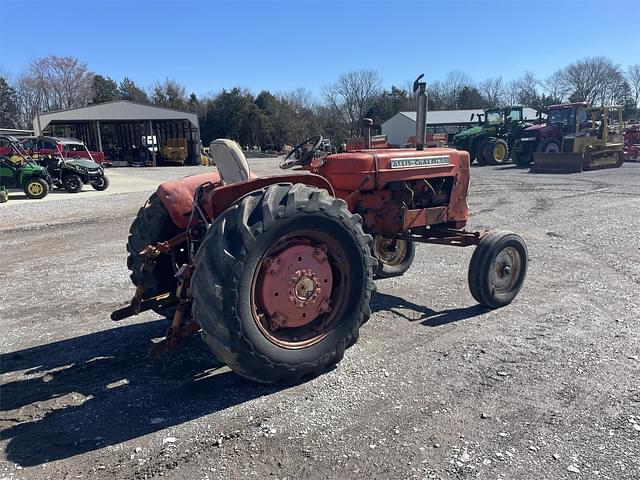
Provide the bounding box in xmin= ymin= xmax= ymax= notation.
xmin=519 ymin=122 xmax=559 ymax=138
xmin=67 ymin=158 xmax=100 ymax=169
xmin=522 ymin=123 xmax=547 ymax=133
xmin=454 ymin=125 xmax=483 ymax=140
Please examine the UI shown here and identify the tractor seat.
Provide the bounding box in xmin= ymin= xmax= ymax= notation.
xmin=210 ymin=139 xmax=251 ymax=184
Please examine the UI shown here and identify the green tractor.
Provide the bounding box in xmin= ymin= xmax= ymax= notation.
xmin=451 ymin=106 xmax=534 ymax=165
xmin=0 ymin=135 xmax=52 ymax=200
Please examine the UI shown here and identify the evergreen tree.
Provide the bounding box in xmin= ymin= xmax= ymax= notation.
xmin=119 ymin=77 xmax=149 ymax=103
xmin=0 ymin=77 xmax=20 ymax=128
xmin=91 ymin=75 xmax=120 ymax=104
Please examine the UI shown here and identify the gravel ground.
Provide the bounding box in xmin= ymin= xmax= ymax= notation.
xmin=1 ymin=159 xmax=639 ymax=480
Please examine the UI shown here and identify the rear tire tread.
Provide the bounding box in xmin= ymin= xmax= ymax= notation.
xmin=192 ymin=183 xmax=376 ymax=384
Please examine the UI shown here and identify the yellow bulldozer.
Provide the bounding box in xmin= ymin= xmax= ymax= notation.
xmin=160 ymin=138 xmax=189 ymax=165
xmin=531 ymin=106 xmax=624 ymax=173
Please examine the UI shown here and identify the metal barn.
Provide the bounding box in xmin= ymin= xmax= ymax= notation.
xmin=33 ymin=101 xmax=201 ymax=166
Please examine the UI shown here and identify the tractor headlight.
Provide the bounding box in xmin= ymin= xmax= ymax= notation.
xmin=520 ymin=137 xmax=537 ymax=142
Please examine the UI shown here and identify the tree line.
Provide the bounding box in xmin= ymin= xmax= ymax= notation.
xmin=1 ymin=55 xmax=639 ymax=148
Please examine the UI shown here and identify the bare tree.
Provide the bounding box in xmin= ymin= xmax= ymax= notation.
xmin=14 ymin=73 xmax=47 ymax=128
xmin=626 ymin=64 xmax=640 ymax=118
xmin=323 ymin=70 xmax=381 ymax=136
xmin=23 ymin=55 xmax=93 ymax=111
xmin=557 ymin=56 xmax=624 ymax=105
xmin=542 ymin=70 xmax=571 ymax=103
xmin=282 ymin=88 xmax=318 ymax=141
xmin=502 ymin=80 xmax=520 ymax=106
xmin=426 ymin=80 xmax=446 ymax=110
xmin=480 ymin=77 xmax=504 ymax=107
xmin=600 ymin=75 xmax=629 ymax=107
xmin=442 ymin=70 xmax=473 ymax=109
xmin=516 ymin=71 xmax=539 ymax=107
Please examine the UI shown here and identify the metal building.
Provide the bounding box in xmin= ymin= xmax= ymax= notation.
xmin=382 ymin=108 xmax=539 ymax=145
xmin=0 ymin=128 xmax=34 ymax=136
xmin=33 ymin=101 xmax=201 ymax=166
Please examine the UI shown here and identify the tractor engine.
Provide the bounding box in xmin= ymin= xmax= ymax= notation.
xmin=353 ymin=178 xmax=453 ymax=236
xmin=312 ymin=146 xmax=470 ymax=237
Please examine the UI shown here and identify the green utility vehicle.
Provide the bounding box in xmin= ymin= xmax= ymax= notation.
xmin=37 ymin=153 xmax=110 ymax=193
xmin=452 ymin=106 xmax=534 ymax=165
xmin=0 ymin=135 xmax=52 ymax=199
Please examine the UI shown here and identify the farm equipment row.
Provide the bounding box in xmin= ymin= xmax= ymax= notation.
xmin=0 ymin=135 xmax=109 ymax=200
xmin=452 ymin=106 xmax=534 ymax=166
xmin=113 ymin=75 xmax=529 ymax=384
xmin=528 ymin=105 xmax=625 ymax=173
xmin=452 ymin=102 xmax=629 ymax=173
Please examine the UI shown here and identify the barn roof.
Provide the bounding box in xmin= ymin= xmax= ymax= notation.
xmin=33 ymin=100 xmax=199 ymax=135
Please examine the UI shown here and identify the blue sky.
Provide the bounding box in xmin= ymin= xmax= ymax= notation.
xmin=1 ymin=0 xmax=638 ymax=98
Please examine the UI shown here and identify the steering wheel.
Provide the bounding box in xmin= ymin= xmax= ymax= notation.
xmin=280 ymin=135 xmax=323 ymax=169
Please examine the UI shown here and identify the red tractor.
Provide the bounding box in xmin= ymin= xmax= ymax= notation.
xmin=113 ymin=75 xmax=528 ymax=384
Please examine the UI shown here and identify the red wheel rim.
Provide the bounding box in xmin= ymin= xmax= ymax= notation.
xmin=252 ymin=232 xmax=350 ymax=349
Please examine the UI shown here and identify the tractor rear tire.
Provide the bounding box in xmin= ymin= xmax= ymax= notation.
xmin=468 ymin=230 xmax=528 ymax=309
xmin=23 ymin=178 xmax=49 ymax=199
xmin=127 ymin=192 xmax=183 ymax=318
xmin=63 ymin=174 xmax=83 ymax=193
xmin=191 ymin=183 xmax=376 ymax=384
xmin=483 ymin=139 xmax=509 ymax=165
xmin=474 ymin=139 xmax=490 ymax=165
xmin=91 ymin=175 xmax=110 ymax=191
xmin=372 ymin=235 xmax=415 ymax=279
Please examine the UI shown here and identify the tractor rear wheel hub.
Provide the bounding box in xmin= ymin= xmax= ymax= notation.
xmin=259 ymin=244 xmax=333 ymax=329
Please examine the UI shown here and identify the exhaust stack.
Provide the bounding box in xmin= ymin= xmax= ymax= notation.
xmin=362 ymin=118 xmax=373 ymax=149
xmin=413 ymin=74 xmax=427 ymax=151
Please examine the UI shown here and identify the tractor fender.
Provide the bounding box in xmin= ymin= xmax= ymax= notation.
xmin=157 ymin=172 xmax=224 ymax=229
xmin=158 ymin=172 xmax=333 ymax=229
xmin=204 ymin=173 xmax=335 ymax=219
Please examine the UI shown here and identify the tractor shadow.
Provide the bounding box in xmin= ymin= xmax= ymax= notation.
xmin=371 ymin=291 xmax=490 ymax=327
xmin=5 ymin=193 xmax=30 ymax=200
xmin=0 ymin=320 xmax=283 ymax=467
xmin=495 ymin=164 xmax=524 ymax=171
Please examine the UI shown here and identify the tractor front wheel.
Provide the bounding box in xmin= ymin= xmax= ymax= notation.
xmin=372 ymin=235 xmax=415 ymax=278
xmin=191 ymin=183 xmax=376 ymax=384
xmin=468 ymin=230 xmax=528 ymax=308
xmin=63 ymin=174 xmax=83 ymax=193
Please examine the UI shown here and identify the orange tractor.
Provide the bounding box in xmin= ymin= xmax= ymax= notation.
xmin=113 ymin=75 xmax=528 ymax=384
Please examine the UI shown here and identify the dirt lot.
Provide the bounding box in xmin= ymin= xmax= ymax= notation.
xmin=1 ymin=160 xmax=639 ymax=480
